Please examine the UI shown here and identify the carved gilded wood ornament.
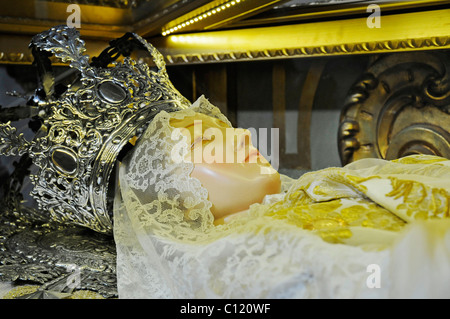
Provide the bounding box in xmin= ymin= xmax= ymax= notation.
xmin=339 ymin=52 xmax=450 ymax=165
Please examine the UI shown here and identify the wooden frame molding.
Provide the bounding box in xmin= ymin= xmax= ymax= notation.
xmin=152 ymin=7 xmax=450 ymax=64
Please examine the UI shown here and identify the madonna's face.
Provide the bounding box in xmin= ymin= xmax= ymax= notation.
xmin=170 ymin=113 xmax=281 ymax=223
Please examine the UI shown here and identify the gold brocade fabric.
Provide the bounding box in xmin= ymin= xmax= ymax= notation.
xmin=254 ymin=154 xmax=450 ymax=245
xmin=244 ymin=155 xmax=448 ymax=245
xmin=266 ymin=198 xmax=405 ymax=244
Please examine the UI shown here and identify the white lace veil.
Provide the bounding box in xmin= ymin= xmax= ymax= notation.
xmin=115 ymin=96 xmax=231 ymax=243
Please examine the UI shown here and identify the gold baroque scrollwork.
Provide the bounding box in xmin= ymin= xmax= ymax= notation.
xmin=339 ymin=51 xmax=450 ymax=165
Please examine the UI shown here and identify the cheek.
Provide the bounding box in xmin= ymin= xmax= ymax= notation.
xmin=190 ymin=162 xmax=281 ymax=219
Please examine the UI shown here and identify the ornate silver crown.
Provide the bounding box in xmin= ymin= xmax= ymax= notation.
xmin=0 ymin=25 xmax=190 ymax=234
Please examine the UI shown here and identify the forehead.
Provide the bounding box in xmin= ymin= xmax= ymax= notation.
xmin=170 ymin=113 xmax=230 ymax=133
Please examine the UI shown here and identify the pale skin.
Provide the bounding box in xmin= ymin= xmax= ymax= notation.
xmin=169 ymin=113 xmax=281 ymax=225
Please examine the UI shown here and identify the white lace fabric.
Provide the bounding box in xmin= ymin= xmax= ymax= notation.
xmin=113 ymin=96 xmax=450 ymax=299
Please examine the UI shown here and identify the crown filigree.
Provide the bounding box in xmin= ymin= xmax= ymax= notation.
xmin=0 ymin=25 xmax=190 ymax=234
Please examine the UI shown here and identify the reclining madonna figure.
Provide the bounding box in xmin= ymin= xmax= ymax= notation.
xmin=115 ymin=94 xmax=450 ymax=299
xmin=1 ymin=26 xmax=450 ymax=299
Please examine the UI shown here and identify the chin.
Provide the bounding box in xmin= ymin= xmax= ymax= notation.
xmin=208 ymin=165 xmax=281 ymax=220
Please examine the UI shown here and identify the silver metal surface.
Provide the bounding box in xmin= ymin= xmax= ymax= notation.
xmin=0 ymin=207 xmax=118 ymax=298
xmin=0 ymin=25 xmax=190 ymax=234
